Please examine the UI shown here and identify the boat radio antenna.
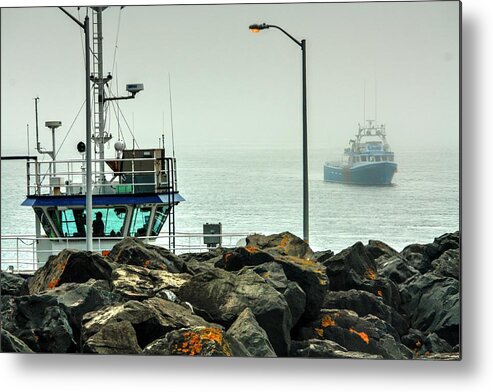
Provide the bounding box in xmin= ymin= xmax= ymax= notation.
xmin=168 ymin=73 xmax=176 ymax=158
xmin=34 ymin=97 xmax=40 ymax=152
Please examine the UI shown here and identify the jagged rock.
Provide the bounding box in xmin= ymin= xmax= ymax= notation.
xmin=83 ymin=320 xmax=142 ymax=354
xmin=247 ymin=262 xmax=307 ymax=326
xmin=44 ymin=279 xmax=121 ymax=343
xmin=1 ymin=271 xmax=29 ymax=296
xmin=431 ymin=249 xmax=460 ymax=279
xmin=177 ymin=268 xmax=292 ymax=356
xmin=291 ymin=339 xmax=383 ymax=359
xmin=226 ymin=308 xmax=276 ymax=357
xmin=108 ymin=237 xmax=185 ymax=272
xmin=399 ymin=244 xmax=432 ymax=274
xmin=1 ymin=294 xmax=75 ymax=353
xmin=81 ymin=297 xmax=214 ymax=351
xmin=215 ymin=246 xmax=275 ymax=271
xmin=1 ymin=329 xmax=33 ymax=353
xmin=27 ymin=249 xmax=113 ymax=294
xmin=322 ymin=242 xmax=377 ymax=291
xmin=245 ymin=231 xmax=314 ymax=260
xmin=353 ymin=276 xmax=402 ymax=311
xmin=144 ymin=326 xmax=233 ymax=356
xmin=365 ymin=240 xmax=399 ymax=262
xmin=401 ymin=328 xmax=426 ymax=353
xmin=377 ymin=255 xmax=421 ymax=284
xmin=297 ymin=309 xmax=413 ymax=359
xmin=312 ymin=250 xmax=335 ymax=264
xmin=323 ymin=290 xmax=409 ymax=337
xmin=276 ymin=256 xmax=328 ymax=321
xmin=399 ymin=272 xmax=459 ymax=346
xmin=418 ymin=332 xmax=453 ymax=356
xmin=433 ymin=232 xmax=460 ymax=255
xmin=110 ymin=264 xmax=191 ymax=300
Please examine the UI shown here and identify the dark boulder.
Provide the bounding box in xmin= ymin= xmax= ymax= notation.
xmin=108 ymin=237 xmax=185 ymax=272
xmin=245 ymin=231 xmax=314 ymax=260
xmin=83 ymin=320 xmax=142 ymax=354
xmin=417 ymin=332 xmax=453 ymax=356
xmin=110 ymin=264 xmax=191 ymax=300
xmin=45 ymin=279 xmax=121 ymax=344
xmin=322 ymin=242 xmax=377 ymax=291
xmin=365 ymin=240 xmax=399 ymax=262
xmin=353 ymin=276 xmax=402 ymax=311
xmin=177 ymin=268 xmax=292 ymax=356
xmin=399 ymin=272 xmax=459 ymax=346
xmin=377 ymin=255 xmax=421 ymax=284
xmin=312 ymin=249 xmax=335 ymax=264
xmin=274 ymin=256 xmax=328 ymax=321
xmin=215 ymin=246 xmax=275 ymax=271
xmin=433 ymin=232 xmax=460 ymax=255
xmin=323 ymin=290 xmax=409 ymax=337
xmin=248 ymin=262 xmax=307 ymax=326
xmin=401 ymin=328 xmax=426 ymax=354
xmin=399 ymin=244 xmax=432 ymax=274
xmin=291 ymin=339 xmax=383 ymax=359
xmin=431 ymin=249 xmax=460 ymax=279
xmin=27 ymin=249 xmax=113 ymax=294
xmin=297 ymin=309 xmax=413 ymax=359
xmin=81 ymin=297 xmax=214 ymax=352
xmin=1 ymin=294 xmax=75 ymax=353
xmin=143 ymin=326 xmax=234 ymax=356
xmin=1 ymin=329 xmax=33 ymax=353
xmin=226 ymin=308 xmax=276 ymax=357
xmin=1 ymin=271 xmax=29 ymax=296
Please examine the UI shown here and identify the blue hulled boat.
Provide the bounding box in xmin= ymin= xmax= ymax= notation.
xmin=324 ymin=120 xmax=397 ymax=185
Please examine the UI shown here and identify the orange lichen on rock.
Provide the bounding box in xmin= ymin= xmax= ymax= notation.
xmin=321 ymin=315 xmax=336 ymax=328
xmin=377 ymin=290 xmax=383 ymax=297
xmin=143 ymin=260 xmax=151 ymax=268
xmin=278 ymin=234 xmax=290 ymax=249
xmin=364 ymin=269 xmax=377 ymax=280
xmin=47 ymin=278 xmax=60 ymax=289
xmin=244 ymin=246 xmax=259 ymax=254
xmin=349 ymin=327 xmax=370 ymax=344
xmin=172 ymin=327 xmax=231 ymax=356
xmin=313 ymin=328 xmax=324 ymax=338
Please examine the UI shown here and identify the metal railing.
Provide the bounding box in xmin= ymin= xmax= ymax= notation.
xmin=26 ymin=156 xmax=177 ymax=196
xmin=0 ymin=232 xmax=251 ymax=274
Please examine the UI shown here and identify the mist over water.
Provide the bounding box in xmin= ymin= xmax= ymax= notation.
xmin=1 ymin=145 xmax=459 ymax=253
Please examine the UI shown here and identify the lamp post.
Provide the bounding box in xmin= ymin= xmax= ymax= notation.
xmin=249 ymin=23 xmax=309 ymax=243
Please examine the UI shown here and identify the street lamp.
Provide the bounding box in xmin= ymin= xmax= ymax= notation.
xmin=249 ymin=22 xmax=309 ymax=243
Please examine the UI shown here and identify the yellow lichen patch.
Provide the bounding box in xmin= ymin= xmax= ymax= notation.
xmin=262 ymin=272 xmax=270 ymax=279
xmin=377 ymin=290 xmax=383 ymax=297
xmin=244 ymin=246 xmax=259 ymax=254
xmin=349 ymin=327 xmax=370 ymax=344
xmin=364 ymin=269 xmax=377 ymax=280
xmin=313 ymin=328 xmax=324 ymax=338
xmin=321 ymin=315 xmax=336 ymax=328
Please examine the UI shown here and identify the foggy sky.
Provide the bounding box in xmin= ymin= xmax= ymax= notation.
xmin=1 ymin=1 xmax=460 ymax=157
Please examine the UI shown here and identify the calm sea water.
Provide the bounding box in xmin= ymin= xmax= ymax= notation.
xmin=0 ymin=146 xmax=459 ymax=253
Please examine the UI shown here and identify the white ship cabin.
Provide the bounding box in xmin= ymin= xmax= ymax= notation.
xmin=22 ymin=148 xmax=183 ymax=264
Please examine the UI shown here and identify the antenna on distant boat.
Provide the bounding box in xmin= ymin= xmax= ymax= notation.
xmin=363 ymin=80 xmax=366 ymax=125
xmin=168 ymin=73 xmax=176 ymax=158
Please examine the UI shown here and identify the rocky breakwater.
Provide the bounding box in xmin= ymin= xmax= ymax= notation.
xmin=1 ymin=232 xmax=460 ymax=359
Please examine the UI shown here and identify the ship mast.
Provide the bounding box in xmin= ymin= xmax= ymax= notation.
xmin=90 ymin=7 xmax=112 ymax=182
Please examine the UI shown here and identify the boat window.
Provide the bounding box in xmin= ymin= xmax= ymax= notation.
xmin=34 ymin=208 xmax=55 ymax=238
xmin=130 ymin=207 xmax=152 ymax=237
xmin=375 ymin=156 xmax=381 ymax=162
xmin=389 ymin=156 xmax=394 ymax=162
xmin=92 ymin=207 xmax=127 ymax=237
xmin=361 ymin=156 xmax=367 ymax=162
xmin=151 ymin=206 xmax=170 ymax=236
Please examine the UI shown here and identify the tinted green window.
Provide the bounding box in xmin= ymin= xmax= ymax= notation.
xmin=129 ymin=207 xmax=152 ymax=237
xmin=151 ymin=206 xmax=169 ymax=236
